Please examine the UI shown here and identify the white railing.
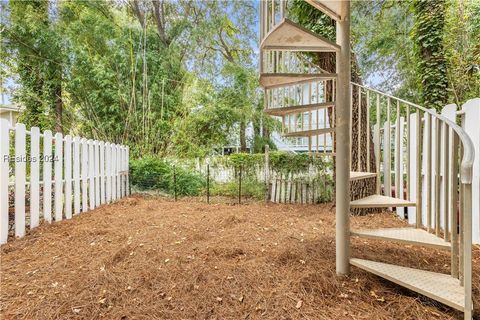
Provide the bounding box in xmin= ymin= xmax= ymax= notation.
xmin=352 ymin=83 xmax=475 ymax=295
xmin=0 ymin=119 xmax=130 ymax=244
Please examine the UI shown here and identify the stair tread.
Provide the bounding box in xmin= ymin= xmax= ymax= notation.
xmin=349 ymin=171 xmax=377 ymax=181
xmin=260 ymin=73 xmax=337 ymax=89
xmin=261 ymin=18 xmax=340 ymax=52
xmin=265 ymin=102 xmax=334 ymax=116
xmin=350 ymin=258 xmax=464 ymax=311
xmin=283 ymin=128 xmax=334 ymax=138
xmin=350 ymin=194 xmax=415 ymax=208
xmin=351 ymin=227 xmax=450 ymax=250
xmin=305 ymin=0 xmax=342 ymax=20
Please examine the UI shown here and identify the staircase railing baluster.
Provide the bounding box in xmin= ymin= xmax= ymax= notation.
xmin=443 ymin=122 xmax=449 ymax=241
xmin=367 ymin=90 xmax=371 ymax=172
xmin=406 ymin=104 xmax=410 ymax=201
xmin=376 ymin=93 xmax=381 ymax=194
xmin=395 ymin=100 xmax=401 ymax=203
xmin=416 ymin=109 xmax=423 ymax=228
xmin=435 ymin=118 xmax=441 ymax=237
xmin=385 ymin=97 xmax=392 ymax=199
xmin=451 ymin=132 xmax=459 ymax=278
xmin=427 ymin=113 xmax=432 ymax=232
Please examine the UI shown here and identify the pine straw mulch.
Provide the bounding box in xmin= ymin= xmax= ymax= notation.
xmin=1 ymin=195 xmax=479 ymax=320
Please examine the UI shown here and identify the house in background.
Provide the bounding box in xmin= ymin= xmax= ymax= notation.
xmin=0 ymin=103 xmax=23 ymax=126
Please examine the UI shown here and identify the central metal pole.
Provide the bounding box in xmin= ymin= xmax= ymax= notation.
xmin=335 ymin=0 xmax=351 ymax=275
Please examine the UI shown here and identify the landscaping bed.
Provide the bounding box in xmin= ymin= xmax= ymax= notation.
xmin=1 ymin=195 xmax=478 ymax=319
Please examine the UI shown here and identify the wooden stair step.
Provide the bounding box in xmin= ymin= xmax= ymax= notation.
xmin=283 ymin=128 xmax=334 ymax=138
xmin=261 ymin=18 xmax=340 ymax=52
xmin=350 ymin=258 xmax=465 ymax=312
xmin=351 ymin=227 xmax=450 ymax=250
xmin=350 ymin=194 xmax=415 ymax=208
xmin=305 ymin=0 xmax=342 ymax=21
xmin=260 ymin=73 xmax=337 ymax=89
xmin=265 ymin=102 xmax=334 ymax=116
xmin=349 ymin=171 xmax=377 ymax=181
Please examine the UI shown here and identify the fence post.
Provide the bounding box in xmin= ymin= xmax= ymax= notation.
xmin=81 ymin=138 xmax=88 ymax=212
xmin=461 ymin=98 xmax=480 ymax=244
xmin=207 ymin=162 xmax=210 ymax=204
xmin=0 ymin=119 xmax=9 ymax=244
xmin=43 ymin=131 xmax=53 ymax=222
xmin=264 ymin=145 xmax=269 ymax=202
xmin=173 ymin=165 xmax=177 ymax=201
xmin=126 ymin=146 xmax=130 ymax=196
xmin=238 ymin=164 xmax=242 ymax=204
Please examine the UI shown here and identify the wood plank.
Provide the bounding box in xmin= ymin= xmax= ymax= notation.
xmin=73 ymin=137 xmax=81 ymax=215
xmin=54 ymin=132 xmax=63 ymax=222
xmin=81 ymin=138 xmax=88 ymax=212
xmin=0 ymin=119 xmax=9 ymax=243
xmin=350 ymin=194 xmax=415 ymax=208
xmin=15 ymin=123 xmax=26 ymax=237
xmin=260 ymin=18 xmax=340 ymax=52
xmin=88 ymin=140 xmax=95 ymax=209
xmin=43 ymin=131 xmax=53 ymax=222
xmin=64 ymin=135 xmax=72 ymax=219
xmin=351 ymin=227 xmax=450 ymax=250
xmin=350 ymin=258 xmax=465 ymax=312
xmin=30 ymin=127 xmax=40 ymax=229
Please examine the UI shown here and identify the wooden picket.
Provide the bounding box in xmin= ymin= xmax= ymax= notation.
xmin=30 ymin=127 xmax=40 ymax=228
xmin=0 ymin=119 xmax=9 ymax=244
xmin=0 ymin=122 xmax=129 ymax=244
xmin=15 ymin=123 xmax=26 ymax=237
xmin=65 ymin=135 xmax=72 ymax=219
xmin=268 ymin=177 xmax=333 ymax=204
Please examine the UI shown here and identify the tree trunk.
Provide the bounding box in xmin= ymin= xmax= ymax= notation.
xmin=54 ymin=83 xmax=63 ymax=133
xmin=239 ymin=120 xmax=247 ymax=152
xmin=315 ymin=51 xmax=377 ymax=215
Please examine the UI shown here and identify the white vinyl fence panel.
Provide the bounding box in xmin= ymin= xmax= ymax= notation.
xmin=397 ymin=100 xmax=480 ymax=244
xmin=0 ymin=120 xmax=129 ymax=244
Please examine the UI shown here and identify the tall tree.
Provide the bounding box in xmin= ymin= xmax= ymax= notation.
xmin=290 ymin=0 xmax=377 ymax=211
xmin=412 ymin=0 xmax=448 ymax=111
xmin=3 ymin=0 xmax=65 ymax=132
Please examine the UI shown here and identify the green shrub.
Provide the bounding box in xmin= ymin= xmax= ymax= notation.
xmin=130 ymin=157 xmax=205 ymax=196
xmin=210 ymin=178 xmax=265 ymax=200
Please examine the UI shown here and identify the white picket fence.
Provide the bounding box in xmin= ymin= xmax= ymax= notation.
xmin=0 ymin=120 xmax=130 ymax=244
xmin=377 ymin=98 xmax=480 ymax=243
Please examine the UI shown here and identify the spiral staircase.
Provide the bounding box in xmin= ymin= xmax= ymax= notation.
xmin=259 ymin=1 xmax=475 ymax=319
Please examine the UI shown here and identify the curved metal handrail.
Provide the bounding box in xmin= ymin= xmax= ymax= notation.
xmin=352 ymin=82 xmax=475 ymax=184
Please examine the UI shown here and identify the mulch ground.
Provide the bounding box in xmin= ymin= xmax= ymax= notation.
xmin=1 ymin=195 xmax=479 ymax=320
